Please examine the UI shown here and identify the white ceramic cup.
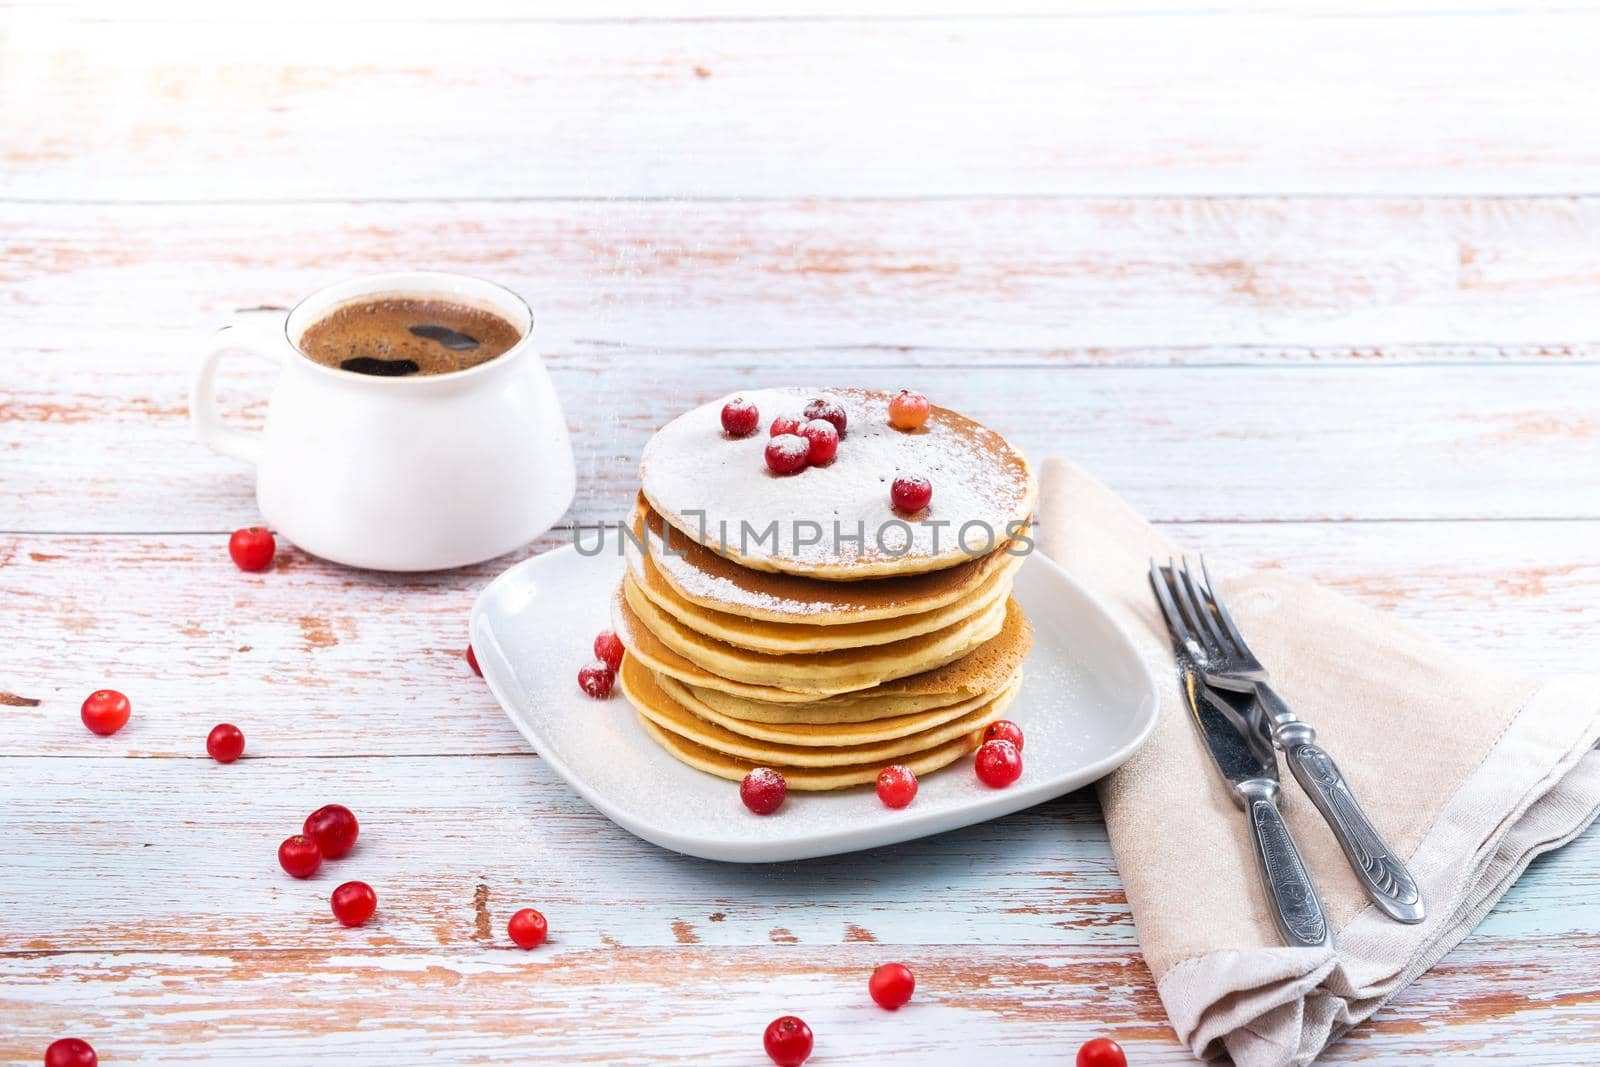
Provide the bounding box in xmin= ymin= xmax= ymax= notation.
xmin=191 ymin=271 xmax=576 ymax=571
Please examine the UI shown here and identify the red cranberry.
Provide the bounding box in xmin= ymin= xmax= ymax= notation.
xmin=802 ymin=397 xmax=847 ymax=438
xmin=799 ymin=418 xmax=839 ymax=465
xmin=278 ymin=833 xmax=323 ymax=878
xmin=44 ymin=1038 xmax=98 ymax=1067
xmin=762 ymin=1015 xmax=813 ymax=1067
xmin=741 ymin=767 xmax=787 ymax=815
xmin=974 ymin=738 xmax=1023 ymax=788
xmin=579 ymin=661 xmax=615 ymax=699
xmin=1076 ymin=1037 xmax=1128 ymax=1067
xmin=593 ymin=630 xmax=625 ymax=672
xmin=721 ymin=397 xmax=760 ymax=437
xmin=982 ymin=719 xmax=1024 ymax=752
xmin=330 ymin=880 xmax=377 ymax=927
xmin=868 ymin=962 xmax=916 ymax=1010
xmin=769 ymin=414 xmax=804 ymax=437
xmin=887 ymin=390 xmax=930 ymax=430
xmin=80 ymin=689 xmax=130 ymax=736
xmin=206 ymin=722 xmax=245 ymax=763
xmin=304 ymin=804 xmax=359 ymax=859
xmin=228 ymin=526 xmax=275 ymax=572
xmin=764 ymin=434 xmax=810 ymax=476
xmin=466 ymin=645 xmax=482 ymax=677
xmin=890 ymin=474 xmax=932 ymax=513
xmin=508 ymin=907 xmax=548 ymax=949
xmin=875 ymin=764 xmax=918 ymax=809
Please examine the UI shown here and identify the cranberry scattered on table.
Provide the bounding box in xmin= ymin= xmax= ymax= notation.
xmin=278 ymin=834 xmax=323 ymax=879
xmin=887 ymin=390 xmax=930 ymax=430
xmin=44 ymin=1037 xmax=98 ymax=1067
xmin=304 ymin=804 xmax=360 ymax=859
xmin=466 ymin=645 xmax=482 ymax=677
xmin=974 ymin=738 xmax=1023 ymax=788
xmin=507 ymin=907 xmax=548 ymax=950
xmin=578 ymin=661 xmax=615 ymax=699
xmin=741 ymin=767 xmax=787 ymax=815
xmin=721 ymin=397 xmax=760 ymax=437
xmin=876 ymin=764 xmax=918 ymax=809
xmin=762 ymin=1015 xmax=813 ymax=1067
xmin=79 ymin=689 xmax=130 ymax=737
xmin=890 ymin=474 xmax=932 ymax=513
xmin=228 ymin=526 xmax=276 ymax=572
xmin=868 ymin=962 xmax=916 ymax=1010
xmin=982 ymin=719 xmax=1024 ymax=752
xmin=330 ymin=880 xmax=378 ymax=927
xmin=1076 ymin=1036 xmax=1127 ymax=1067
xmin=206 ymin=722 xmax=245 ymax=763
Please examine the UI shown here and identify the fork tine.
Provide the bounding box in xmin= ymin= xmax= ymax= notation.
xmin=1166 ymin=555 xmax=1216 ymax=659
xmin=1200 ymin=554 xmax=1250 ymax=656
xmin=1147 ymin=559 xmax=1192 ymax=650
xmin=1179 ymin=556 xmax=1230 ymax=655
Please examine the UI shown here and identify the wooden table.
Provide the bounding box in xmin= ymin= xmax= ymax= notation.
xmin=4 ymin=3 xmax=1599 ymax=1063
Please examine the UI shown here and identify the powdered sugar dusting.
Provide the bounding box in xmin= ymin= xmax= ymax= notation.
xmin=640 ymin=388 xmax=1035 ymax=573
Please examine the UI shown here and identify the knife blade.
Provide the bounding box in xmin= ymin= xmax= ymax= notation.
xmin=1181 ymin=666 xmax=1334 ymax=949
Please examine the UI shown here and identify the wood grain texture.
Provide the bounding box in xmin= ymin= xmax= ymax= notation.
xmin=5 ymin=198 xmax=1600 ymax=531
xmin=9 ymin=199 xmax=1600 ymax=353
xmin=3 ymin=522 xmax=1596 ymax=758
xmin=1 ymin=756 xmax=1596 ymax=1061
xmin=6 ymin=12 xmax=1600 ymax=199
xmin=7 ymin=357 xmax=1600 ymax=531
xmin=4 ymin=936 xmax=1600 ymax=1065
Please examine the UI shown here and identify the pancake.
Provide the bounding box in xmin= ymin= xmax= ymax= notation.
xmin=639 ymin=388 xmax=1037 ymax=579
xmin=625 ymin=529 xmax=1020 ymax=653
xmin=622 ymin=573 xmax=1010 ymax=694
xmin=611 ymin=587 xmax=823 ymax=703
xmin=615 ymin=593 xmax=1034 ymax=718
xmin=655 ymin=666 xmax=1022 ymax=746
xmin=635 ymin=714 xmax=980 ymax=792
xmin=632 ymin=496 xmax=1027 ymax=625
xmin=620 ymin=654 xmax=1019 ymax=768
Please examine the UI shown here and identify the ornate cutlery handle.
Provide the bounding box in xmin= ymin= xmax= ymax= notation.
xmin=1237 ymin=779 xmax=1334 ymax=949
xmin=1258 ymin=684 xmax=1426 ymax=925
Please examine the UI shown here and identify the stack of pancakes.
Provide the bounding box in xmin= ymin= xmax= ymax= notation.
xmin=611 ymin=388 xmax=1037 ymax=791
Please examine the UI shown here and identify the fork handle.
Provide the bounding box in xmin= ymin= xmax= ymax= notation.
xmin=1238 ymin=779 xmax=1334 ymax=949
xmin=1260 ymin=685 xmax=1426 ymax=925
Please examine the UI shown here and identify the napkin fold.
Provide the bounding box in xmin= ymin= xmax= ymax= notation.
xmin=1037 ymin=458 xmax=1600 ymax=1067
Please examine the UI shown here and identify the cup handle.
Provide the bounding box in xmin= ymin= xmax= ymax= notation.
xmin=191 ymin=313 xmax=288 ymax=465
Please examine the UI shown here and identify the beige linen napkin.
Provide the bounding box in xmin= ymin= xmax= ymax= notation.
xmin=1038 ymin=458 xmax=1600 ymax=1067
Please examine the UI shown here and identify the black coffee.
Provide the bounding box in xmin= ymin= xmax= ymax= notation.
xmin=299 ymin=297 xmax=523 ymax=377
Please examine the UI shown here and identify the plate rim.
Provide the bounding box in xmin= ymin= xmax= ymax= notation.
xmin=470 ymin=543 xmax=1160 ymax=863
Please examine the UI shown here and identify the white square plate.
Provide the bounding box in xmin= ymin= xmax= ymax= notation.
xmin=471 ymin=544 xmax=1159 ymax=862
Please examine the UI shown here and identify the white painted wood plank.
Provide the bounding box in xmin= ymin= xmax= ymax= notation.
xmin=3 ymin=520 xmax=1596 ymax=759
xmin=6 ymin=14 xmax=1600 ymax=198
xmin=0 ymin=944 xmax=1183 ymax=1065
xmin=0 ymin=751 xmax=1595 ymax=1061
xmin=23 ymin=0 xmax=1600 ymax=20
xmin=0 ymin=752 xmax=1595 ymax=950
xmin=4 ymin=936 xmax=1599 ymax=1065
xmin=5 ymin=359 xmax=1599 ymax=532
xmin=8 ymin=199 xmax=1599 ymax=354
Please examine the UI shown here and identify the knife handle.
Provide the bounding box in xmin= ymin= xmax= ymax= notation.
xmin=1259 ymin=685 xmax=1426 ymax=925
xmin=1237 ymin=779 xmax=1334 ymax=949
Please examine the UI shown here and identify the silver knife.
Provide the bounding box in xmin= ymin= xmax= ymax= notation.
xmin=1181 ymin=666 xmax=1335 ymax=949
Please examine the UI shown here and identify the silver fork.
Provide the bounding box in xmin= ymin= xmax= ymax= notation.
xmin=1164 ymin=556 xmax=1425 ymax=925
